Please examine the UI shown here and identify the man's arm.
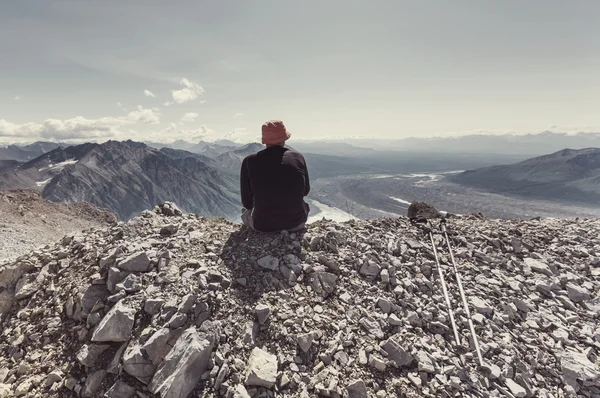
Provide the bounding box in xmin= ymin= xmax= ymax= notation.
xmin=303 ymin=156 xmax=310 ymax=196
xmin=240 ymin=157 xmax=254 ymax=209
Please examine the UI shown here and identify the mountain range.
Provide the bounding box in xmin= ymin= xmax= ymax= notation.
xmin=0 ymin=141 xmax=240 ymax=220
xmin=313 ymin=131 xmax=600 ymax=156
xmin=2 ymin=136 xmax=599 ymax=221
xmin=0 ymin=141 xmax=65 ymax=162
xmin=449 ymin=147 xmax=600 ymax=205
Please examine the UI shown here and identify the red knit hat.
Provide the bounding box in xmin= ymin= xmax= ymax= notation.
xmin=262 ymin=120 xmax=291 ymax=145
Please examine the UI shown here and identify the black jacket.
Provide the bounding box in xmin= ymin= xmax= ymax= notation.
xmin=240 ymin=146 xmax=310 ymax=232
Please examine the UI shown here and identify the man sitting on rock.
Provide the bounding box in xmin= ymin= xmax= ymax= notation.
xmin=240 ymin=120 xmax=310 ymax=232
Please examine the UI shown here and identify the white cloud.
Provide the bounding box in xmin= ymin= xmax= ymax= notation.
xmin=180 ymin=112 xmax=199 ymax=124
xmin=163 ymin=101 xmax=173 ymax=107
xmin=171 ymin=78 xmax=205 ymax=104
xmin=165 ymin=123 xmax=177 ymax=133
xmin=235 ymin=113 xmax=243 ymax=118
xmin=0 ymin=117 xmax=124 ymax=141
xmin=144 ymin=89 xmax=156 ymax=98
xmin=1 ymin=106 xmax=160 ymax=143
xmin=127 ymin=105 xmax=160 ymax=124
xmin=116 ymin=102 xmax=128 ymax=112
xmin=14 ymin=96 xmax=21 ymax=101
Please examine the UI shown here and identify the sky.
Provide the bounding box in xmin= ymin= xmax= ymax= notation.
xmin=1 ymin=0 xmax=599 ymax=144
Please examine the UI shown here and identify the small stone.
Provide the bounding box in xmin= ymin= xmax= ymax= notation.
xmin=160 ymin=224 xmax=179 ymax=236
xmin=388 ymin=313 xmax=403 ymax=326
xmin=382 ymin=335 xmax=414 ymax=368
xmin=44 ymin=370 xmax=63 ymax=388
xmin=14 ymin=379 xmax=33 ymax=396
xmin=105 ymin=380 xmax=137 ymax=398
xmin=169 ymin=313 xmax=188 ymax=329
xmin=297 ymin=333 xmax=314 ymax=353
xmin=257 ymin=256 xmax=279 ymax=270
xmin=470 ymin=297 xmax=493 ymax=315
xmin=116 ymin=273 xmax=142 ymax=293
xmin=505 ymin=378 xmax=526 ymax=398
xmin=149 ymin=328 xmax=215 ymax=398
xmin=82 ymin=370 xmax=106 ymax=397
xmin=566 ymin=283 xmax=590 ymax=303
xmin=524 ymin=258 xmax=553 ymax=276
xmin=369 ymin=355 xmax=386 ymax=372
xmin=346 ymin=379 xmax=368 ymax=398
xmin=144 ymin=298 xmax=165 ymax=315
xmin=77 ymin=343 xmax=109 ymax=367
xmin=117 ymin=252 xmax=151 ymax=272
xmin=91 ymin=301 xmax=136 ymax=342
xmin=416 ymin=351 xmax=435 ymax=373
xmin=377 ymin=297 xmax=392 ymax=314
xmin=408 ymin=372 xmax=422 ymax=387
xmin=244 ymin=347 xmax=278 ymax=388
xmin=255 ymin=304 xmax=270 ymax=325
xmin=123 ymin=346 xmax=156 ymax=384
xmin=359 ymin=262 xmax=380 ymax=278
xmin=359 ymin=316 xmax=384 ymax=339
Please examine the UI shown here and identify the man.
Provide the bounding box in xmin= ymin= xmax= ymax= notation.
xmin=240 ymin=120 xmax=310 ymax=232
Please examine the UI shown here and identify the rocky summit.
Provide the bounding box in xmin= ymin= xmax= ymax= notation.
xmin=0 ymin=204 xmax=599 ymax=398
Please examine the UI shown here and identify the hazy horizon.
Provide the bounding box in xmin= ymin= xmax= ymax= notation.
xmin=1 ymin=1 xmax=599 ymax=144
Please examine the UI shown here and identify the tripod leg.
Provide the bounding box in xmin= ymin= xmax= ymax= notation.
xmin=428 ymin=230 xmax=461 ymax=346
xmin=441 ymin=222 xmax=485 ymax=367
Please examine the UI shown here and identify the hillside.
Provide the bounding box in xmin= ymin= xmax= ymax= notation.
xmin=0 ymin=142 xmax=64 ymax=162
xmin=0 ymin=189 xmax=117 ymax=264
xmin=0 ymin=204 xmax=598 ymax=397
xmin=215 ymin=143 xmax=266 ymax=169
xmin=449 ymin=148 xmax=600 ymax=205
xmin=0 ymin=141 xmax=240 ymax=220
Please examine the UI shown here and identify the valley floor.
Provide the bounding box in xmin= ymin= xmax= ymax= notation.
xmin=308 ymin=172 xmax=600 ymax=221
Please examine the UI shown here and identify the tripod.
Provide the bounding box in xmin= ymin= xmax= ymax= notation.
xmin=412 ymin=217 xmax=485 ymax=367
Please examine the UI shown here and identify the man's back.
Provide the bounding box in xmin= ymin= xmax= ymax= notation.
xmin=241 ymin=145 xmax=310 ymax=232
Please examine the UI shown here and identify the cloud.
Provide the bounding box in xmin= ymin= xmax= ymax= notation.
xmin=127 ymin=105 xmax=160 ymax=124
xmin=180 ymin=112 xmax=199 ymax=124
xmin=0 ymin=106 xmax=161 ymax=142
xmin=171 ymin=78 xmax=205 ymax=104
xmin=14 ymin=96 xmax=21 ymax=101
xmin=144 ymin=89 xmax=156 ymax=98
xmin=0 ymin=117 xmax=124 ymax=141
xmin=116 ymin=102 xmax=128 ymax=112
xmin=235 ymin=113 xmax=243 ymax=118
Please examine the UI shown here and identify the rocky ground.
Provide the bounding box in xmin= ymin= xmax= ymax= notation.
xmin=0 ymin=202 xmax=598 ymax=397
xmin=0 ymin=190 xmax=117 ymax=265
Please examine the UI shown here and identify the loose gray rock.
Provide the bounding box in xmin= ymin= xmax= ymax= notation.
xmin=346 ymin=379 xmax=368 ymax=398
xmin=82 ymin=370 xmax=106 ymax=398
xmin=255 ymin=304 xmax=270 ymax=325
xmin=91 ymin=301 xmax=136 ymax=342
xmin=382 ymin=335 xmax=414 ymax=367
xmin=244 ymin=347 xmax=278 ymax=388
xmin=144 ymin=298 xmax=164 ymax=315
xmin=257 ymin=255 xmax=279 ymax=270
xmin=416 ymin=351 xmax=435 ymax=373
xmin=76 ymin=343 xmax=109 ymax=367
xmin=123 ymin=345 xmax=156 ymax=384
xmin=105 ymin=380 xmax=137 ymax=398
xmin=505 ymin=378 xmax=526 ymax=398
xmin=524 ymin=258 xmax=553 ymax=277
xmin=117 ymin=252 xmax=151 ymax=272
xmin=297 ymin=332 xmax=314 ymax=353
xmin=149 ymin=327 xmax=215 ymax=398
xmin=566 ymin=283 xmax=590 ymax=303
